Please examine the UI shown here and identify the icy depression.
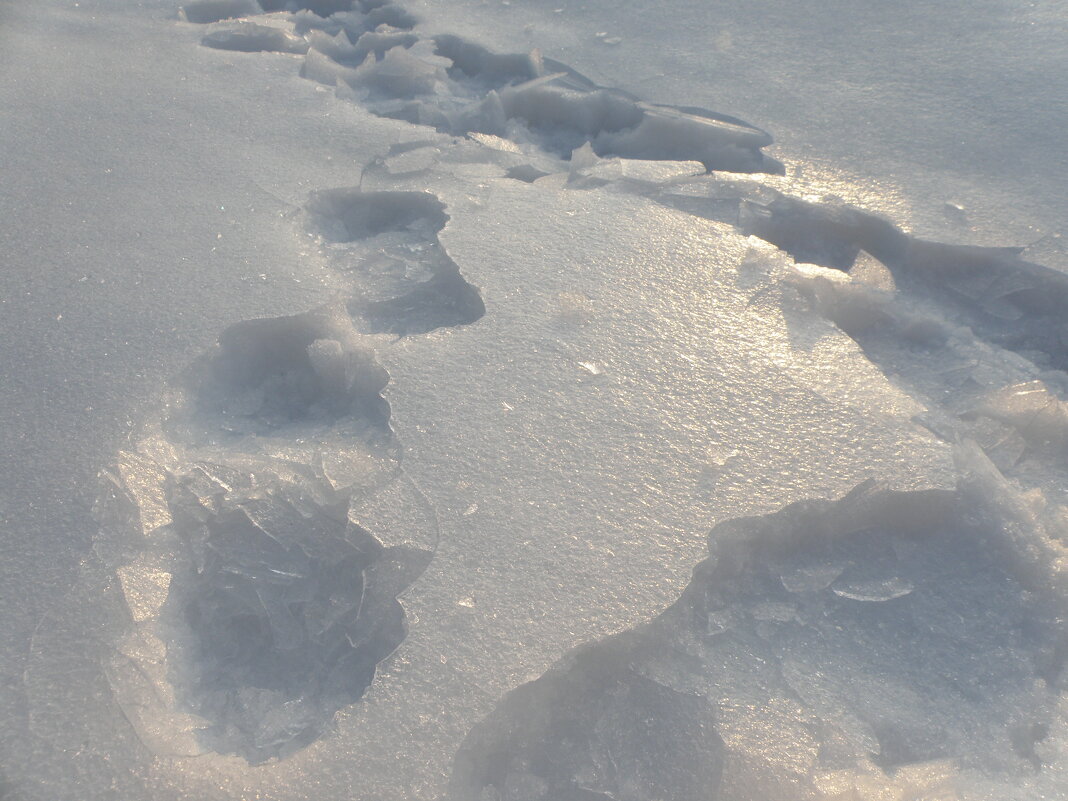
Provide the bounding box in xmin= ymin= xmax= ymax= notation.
xmin=5 ymin=1 xmax=1068 ymax=800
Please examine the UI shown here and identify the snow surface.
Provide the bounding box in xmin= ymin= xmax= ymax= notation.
xmin=1 ymin=1 xmax=1067 ymax=800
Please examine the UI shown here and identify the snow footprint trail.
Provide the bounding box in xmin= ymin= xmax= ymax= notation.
xmin=182 ymin=0 xmax=782 ymax=174
xmin=27 ymin=182 xmax=480 ymax=764
xmin=351 ymin=175 xmax=960 ymax=801
xmin=37 ymin=154 xmax=958 ymax=797
xmin=306 ymin=188 xmax=484 ymax=335
xmin=654 ymin=180 xmax=1068 ymax=372
xmin=25 ymin=1 xmax=1067 ymax=798
xmin=451 ymin=482 xmax=1067 ymax=800
xmin=112 ymin=182 xmax=487 ymax=761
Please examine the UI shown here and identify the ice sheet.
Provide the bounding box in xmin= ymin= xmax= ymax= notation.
xmin=4 ymin=1 xmax=1067 ymax=799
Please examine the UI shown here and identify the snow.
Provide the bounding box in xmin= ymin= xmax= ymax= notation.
xmin=403 ymin=0 xmax=1068 ymax=254
xmin=2 ymin=1 xmax=1067 ymax=800
xmin=451 ymin=482 xmax=1063 ymax=799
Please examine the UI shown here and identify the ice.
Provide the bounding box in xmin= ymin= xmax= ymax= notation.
xmin=849 ymin=250 xmax=896 ymax=293
xmin=164 ymin=306 xmax=390 ymax=441
xmin=202 ymin=22 xmax=310 ymax=53
xmin=598 ymin=102 xmax=775 ymax=172
xmin=660 ymin=174 xmax=1068 ymax=371
xmin=5 ymin=0 xmax=1068 ymax=798
xmin=453 ymin=480 xmax=1065 ymax=799
xmin=25 ymin=152 xmax=958 ymax=797
xmin=779 ymin=562 xmax=845 ymax=593
xmin=310 ymin=29 xmax=419 ymax=64
xmin=978 ymin=380 xmax=1068 ymax=451
xmin=434 ymin=34 xmax=554 ymax=88
xmin=307 ymin=188 xmax=448 ymax=242
xmin=831 ymin=577 xmax=914 ymax=602
xmin=94 ymin=461 xmax=436 ymax=765
xmin=351 ymin=43 xmax=449 ymax=99
xmin=300 ymin=46 xmax=360 ymax=86
xmin=180 ymin=0 xmax=262 ymax=25
xmin=161 ymin=486 xmax=411 ymax=764
xmin=307 ymin=187 xmax=484 ymax=335
xmin=268 ymin=8 xmax=785 ymax=172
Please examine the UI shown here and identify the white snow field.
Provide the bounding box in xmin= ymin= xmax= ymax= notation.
xmin=1 ymin=1 xmax=1066 ymax=800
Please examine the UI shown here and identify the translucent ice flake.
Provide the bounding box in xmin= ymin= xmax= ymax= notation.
xmin=180 ymin=0 xmax=261 ymax=25
xmin=814 ymin=758 xmax=961 ymax=801
xmin=706 ymin=444 xmax=739 ymax=468
xmin=382 ymin=143 xmax=442 ymax=175
xmin=156 ymin=475 xmax=431 ymax=763
xmin=849 ymin=249 xmax=895 ymax=292
xmin=201 ymin=22 xmax=310 ymax=54
xmin=350 ymin=43 xmax=449 ymax=99
xmin=751 ymin=600 xmax=798 ymax=622
xmin=978 ymin=380 xmax=1068 ymax=450
xmin=779 ymin=562 xmax=844 ymax=593
xmin=831 ymin=576 xmax=914 ymax=602
xmin=117 ymin=560 xmax=172 ymax=623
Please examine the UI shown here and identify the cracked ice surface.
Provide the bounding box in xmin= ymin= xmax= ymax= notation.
xmin=5 ymin=1 xmax=1068 ymax=800
xmin=22 ymin=155 xmax=958 ymax=801
xmin=358 ymin=170 xmax=957 ymax=796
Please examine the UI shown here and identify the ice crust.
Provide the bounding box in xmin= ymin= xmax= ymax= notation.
xmin=166 ymin=307 xmax=392 ymax=440
xmin=202 ymin=22 xmax=309 ymax=54
xmin=451 ymin=484 xmax=1065 ymax=799
xmin=306 ymin=188 xmax=485 ymax=335
xmin=191 ymin=2 xmax=780 ymax=173
xmin=180 ymin=0 xmax=262 ymax=25
xmin=161 ymin=473 xmax=430 ymax=763
xmin=8 ymin=0 xmax=1068 ymax=800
